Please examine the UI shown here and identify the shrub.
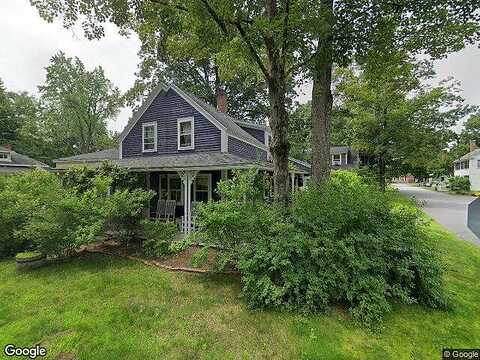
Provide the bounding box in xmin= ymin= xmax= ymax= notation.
xmin=197 ymin=170 xmax=446 ymax=327
xmin=63 ymin=162 xmax=144 ymax=193
xmin=141 ymin=220 xmax=177 ymax=258
xmin=0 ymin=169 xmax=67 ymax=257
xmin=449 ymin=176 xmax=470 ymax=192
xmin=0 ymin=169 xmax=153 ymax=258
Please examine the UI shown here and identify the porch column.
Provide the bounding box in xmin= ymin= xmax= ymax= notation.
xmin=178 ymin=170 xmax=198 ymax=234
xmin=302 ymin=174 xmax=305 ymax=189
xmin=290 ymin=172 xmax=295 ymax=192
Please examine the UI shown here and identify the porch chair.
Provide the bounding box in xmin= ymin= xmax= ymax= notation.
xmin=155 ymin=199 xmax=166 ymax=220
xmin=162 ymin=200 xmax=177 ymax=222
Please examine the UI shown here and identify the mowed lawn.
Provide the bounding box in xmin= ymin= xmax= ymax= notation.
xmin=1 ymin=221 xmax=480 ymax=359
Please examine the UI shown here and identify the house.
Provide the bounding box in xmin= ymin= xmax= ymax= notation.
xmin=330 ymin=146 xmax=359 ymax=170
xmin=0 ymin=145 xmax=50 ymax=174
xmin=453 ymin=140 xmax=480 ymax=191
xmin=54 ymin=83 xmax=310 ymax=233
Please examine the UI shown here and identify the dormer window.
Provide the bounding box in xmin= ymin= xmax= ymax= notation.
xmin=177 ymin=117 xmax=194 ymax=150
xmin=142 ymin=122 xmax=157 ymax=152
xmin=0 ymin=151 xmax=11 ymax=162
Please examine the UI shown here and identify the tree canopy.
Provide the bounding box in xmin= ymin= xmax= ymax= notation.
xmin=334 ymin=51 xmax=472 ymax=189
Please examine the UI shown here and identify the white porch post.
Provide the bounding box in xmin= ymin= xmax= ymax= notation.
xmin=178 ymin=170 xmax=198 ymax=234
xmin=302 ymin=174 xmax=305 ymax=189
xmin=290 ymin=172 xmax=295 ymax=192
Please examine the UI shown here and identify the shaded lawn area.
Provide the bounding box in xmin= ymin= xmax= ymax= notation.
xmin=1 ymin=222 xmax=480 ymax=359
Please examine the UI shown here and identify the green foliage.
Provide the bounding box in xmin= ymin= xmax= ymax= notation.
xmin=334 ymin=52 xmax=471 ymax=188
xmin=190 ymin=246 xmax=209 ymax=269
xmin=39 ymin=51 xmax=122 ymax=156
xmin=449 ymin=176 xmax=470 ymax=192
xmin=63 ymin=162 xmax=143 ymax=193
xmin=0 ymin=169 xmax=153 ymax=258
xmin=197 ymin=170 xmax=445 ymax=327
xmin=15 ymin=251 xmax=44 ymax=261
xmin=141 ymin=220 xmax=178 ymax=258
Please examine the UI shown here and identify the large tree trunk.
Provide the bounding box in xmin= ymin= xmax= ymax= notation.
xmin=310 ymin=0 xmax=334 ymax=186
xmin=268 ymin=75 xmax=290 ymax=204
xmin=264 ymin=0 xmax=289 ymax=204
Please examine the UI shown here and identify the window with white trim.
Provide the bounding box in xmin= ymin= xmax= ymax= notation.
xmin=194 ymin=174 xmax=211 ymax=202
xmin=177 ymin=117 xmax=194 ymax=150
xmin=159 ymin=174 xmax=183 ymax=205
xmin=142 ymin=122 xmax=157 ymax=152
xmin=0 ymin=151 xmax=11 ymax=162
xmin=332 ymin=153 xmax=341 ymax=165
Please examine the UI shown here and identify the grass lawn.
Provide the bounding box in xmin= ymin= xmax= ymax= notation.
xmin=1 ymin=222 xmax=480 ymax=359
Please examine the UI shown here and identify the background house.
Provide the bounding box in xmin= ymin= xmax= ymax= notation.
xmin=0 ymin=145 xmax=50 ymax=174
xmin=453 ymin=140 xmax=480 ymax=191
xmin=330 ymin=146 xmax=359 ymax=170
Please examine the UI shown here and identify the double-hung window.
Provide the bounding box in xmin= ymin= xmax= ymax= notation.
xmin=142 ymin=122 xmax=157 ymax=152
xmin=159 ymin=174 xmax=183 ymax=205
xmin=332 ymin=154 xmax=341 ymax=165
xmin=177 ymin=117 xmax=194 ymax=150
xmin=0 ymin=151 xmax=11 ymax=162
xmin=194 ymin=174 xmax=211 ymax=202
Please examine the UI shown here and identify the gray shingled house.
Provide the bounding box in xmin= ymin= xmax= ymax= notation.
xmin=54 ymin=83 xmax=310 ymax=233
xmin=0 ymin=145 xmax=50 ymax=174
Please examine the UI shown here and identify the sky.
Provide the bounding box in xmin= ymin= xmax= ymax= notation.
xmin=1 ymin=0 xmax=479 ymax=133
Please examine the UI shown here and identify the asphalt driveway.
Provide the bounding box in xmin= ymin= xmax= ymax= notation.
xmin=394 ymin=183 xmax=480 ymax=245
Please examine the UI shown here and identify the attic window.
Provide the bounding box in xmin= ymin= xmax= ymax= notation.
xmin=142 ymin=122 xmax=157 ymax=152
xmin=178 ymin=117 xmax=194 ymax=150
xmin=0 ymin=151 xmax=11 ymax=162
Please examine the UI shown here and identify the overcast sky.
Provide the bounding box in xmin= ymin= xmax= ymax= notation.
xmin=1 ymin=0 xmax=479 ymax=133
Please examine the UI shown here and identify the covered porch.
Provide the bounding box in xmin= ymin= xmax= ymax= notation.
xmin=115 ymin=152 xmax=308 ymax=234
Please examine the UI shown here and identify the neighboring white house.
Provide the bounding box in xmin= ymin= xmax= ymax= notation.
xmin=453 ymin=141 xmax=480 ymax=191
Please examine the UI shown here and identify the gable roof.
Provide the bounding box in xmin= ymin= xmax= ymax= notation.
xmin=119 ymin=83 xmax=267 ymax=152
xmin=234 ymin=120 xmax=271 ymax=133
xmin=454 ymin=148 xmax=480 ymax=162
xmin=55 ymin=148 xmax=119 ymax=163
xmin=0 ymin=146 xmax=49 ymax=168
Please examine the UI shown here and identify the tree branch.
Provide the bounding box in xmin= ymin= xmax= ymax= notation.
xmin=149 ymin=0 xmax=188 ymax=12
xmin=234 ymin=21 xmax=271 ymax=81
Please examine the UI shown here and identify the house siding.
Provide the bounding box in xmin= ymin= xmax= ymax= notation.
xmin=228 ymin=136 xmax=267 ymax=161
xmin=239 ymin=126 xmax=266 ymax=144
xmin=122 ymin=89 xmax=221 ymax=158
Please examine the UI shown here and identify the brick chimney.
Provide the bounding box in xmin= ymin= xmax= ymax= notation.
xmin=3 ymin=144 xmax=12 ymax=151
xmin=216 ymin=87 xmax=227 ymax=113
xmin=470 ymin=140 xmax=478 ymax=152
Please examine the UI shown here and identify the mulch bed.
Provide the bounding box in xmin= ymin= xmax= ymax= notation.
xmin=85 ymin=240 xmax=238 ymax=275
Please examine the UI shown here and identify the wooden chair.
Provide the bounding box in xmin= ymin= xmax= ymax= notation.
xmin=163 ymin=200 xmax=177 ymax=222
xmin=155 ymin=199 xmax=166 ymax=220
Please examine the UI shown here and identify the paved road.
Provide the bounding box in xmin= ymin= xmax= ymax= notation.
xmin=394 ymin=183 xmax=480 ymax=245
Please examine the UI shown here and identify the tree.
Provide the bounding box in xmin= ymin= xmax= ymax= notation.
xmin=126 ymin=51 xmax=270 ymax=124
xmin=30 ymin=1 xmax=307 ymax=203
xmin=301 ymin=0 xmax=480 ymax=185
xmin=288 ymin=102 xmax=311 ymax=161
xmin=335 ymin=52 xmax=470 ymax=190
xmin=0 ymin=79 xmax=15 ymax=144
xmin=39 ymin=52 xmax=122 ymax=156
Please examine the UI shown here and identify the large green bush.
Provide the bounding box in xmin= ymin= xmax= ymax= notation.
xmin=0 ymin=169 xmax=153 ymax=258
xmin=197 ymin=170 xmax=446 ymax=327
xmin=449 ymin=176 xmax=470 ymax=192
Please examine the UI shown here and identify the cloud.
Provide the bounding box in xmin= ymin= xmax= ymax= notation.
xmin=0 ymin=0 xmax=140 ymax=133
